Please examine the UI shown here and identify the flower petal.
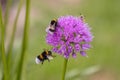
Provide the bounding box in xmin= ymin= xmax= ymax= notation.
xmin=80 ymin=51 xmax=87 ymax=57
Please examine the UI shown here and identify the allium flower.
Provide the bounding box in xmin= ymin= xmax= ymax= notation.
xmin=46 ymin=15 xmax=93 ymax=58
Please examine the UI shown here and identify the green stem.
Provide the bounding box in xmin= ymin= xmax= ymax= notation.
xmin=7 ymin=0 xmax=24 ymax=72
xmin=7 ymin=0 xmax=24 ymax=79
xmin=16 ymin=0 xmax=30 ymax=80
xmin=0 ymin=4 xmax=9 ymax=80
xmin=62 ymin=58 xmax=68 ymax=80
xmin=4 ymin=0 xmax=12 ymax=30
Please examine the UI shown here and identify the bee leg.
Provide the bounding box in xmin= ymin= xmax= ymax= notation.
xmin=47 ymin=59 xmax=50 ymax=62
xmin=41 ymin=61 xmax=44 ymax=64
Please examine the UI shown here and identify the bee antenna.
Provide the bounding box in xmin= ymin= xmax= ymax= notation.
xmin=43 ymin=48 xmax=49 ymax=52
xmin=43 ymin=48 xmax=46 ymax=51
xmin=49 ymin=47 xmax=53 ymax=51
xmin=79 ymin=13 xmax=82 ymax=16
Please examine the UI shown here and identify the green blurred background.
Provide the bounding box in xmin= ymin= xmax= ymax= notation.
xmin=1 ymin=0 xmax=120 ymax=80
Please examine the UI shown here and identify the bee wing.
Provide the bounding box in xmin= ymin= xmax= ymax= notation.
xmin=47 ymin=55 xmax=53 ymax=60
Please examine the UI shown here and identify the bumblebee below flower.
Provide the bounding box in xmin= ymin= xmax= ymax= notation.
xmin=35 ymin=50 xmax=55 ymax=64
xmin=46 ymin=15 xmax=93 ymax=58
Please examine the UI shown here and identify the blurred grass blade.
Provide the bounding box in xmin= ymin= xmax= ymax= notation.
xmin=4 ymin=0 xmax=12 ymax=30
xmin=0 ymin=4 xmax=9 ymax=80
xmin=16 ymin=0 xmax=30 ymax=80
xmin=7 ymin=0 xmax=24 ymax=79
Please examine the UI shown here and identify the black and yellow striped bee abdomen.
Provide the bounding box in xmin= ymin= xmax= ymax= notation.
xmin=46 ymin=19 xmax=58 ymax=34
xmin=35 ymin=50 xmax=54 ymax=64
xmin=49 ymin=19 xmax=57 ymax=32
xmin=50 ymin=19 xmax=57 ymax=26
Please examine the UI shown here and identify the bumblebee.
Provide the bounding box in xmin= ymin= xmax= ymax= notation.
xmin=46 ymin=19 xmax=57 ymax=34
xmin=35 ymin=50 xmax=55 ymax=64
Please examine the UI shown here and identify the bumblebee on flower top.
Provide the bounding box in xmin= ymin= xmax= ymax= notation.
xmin=46 ymin=19 xmax=57 ymax=34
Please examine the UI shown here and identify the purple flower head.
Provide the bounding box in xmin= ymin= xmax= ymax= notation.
xmin=46 ymin=15 xmax=93 ymax=58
